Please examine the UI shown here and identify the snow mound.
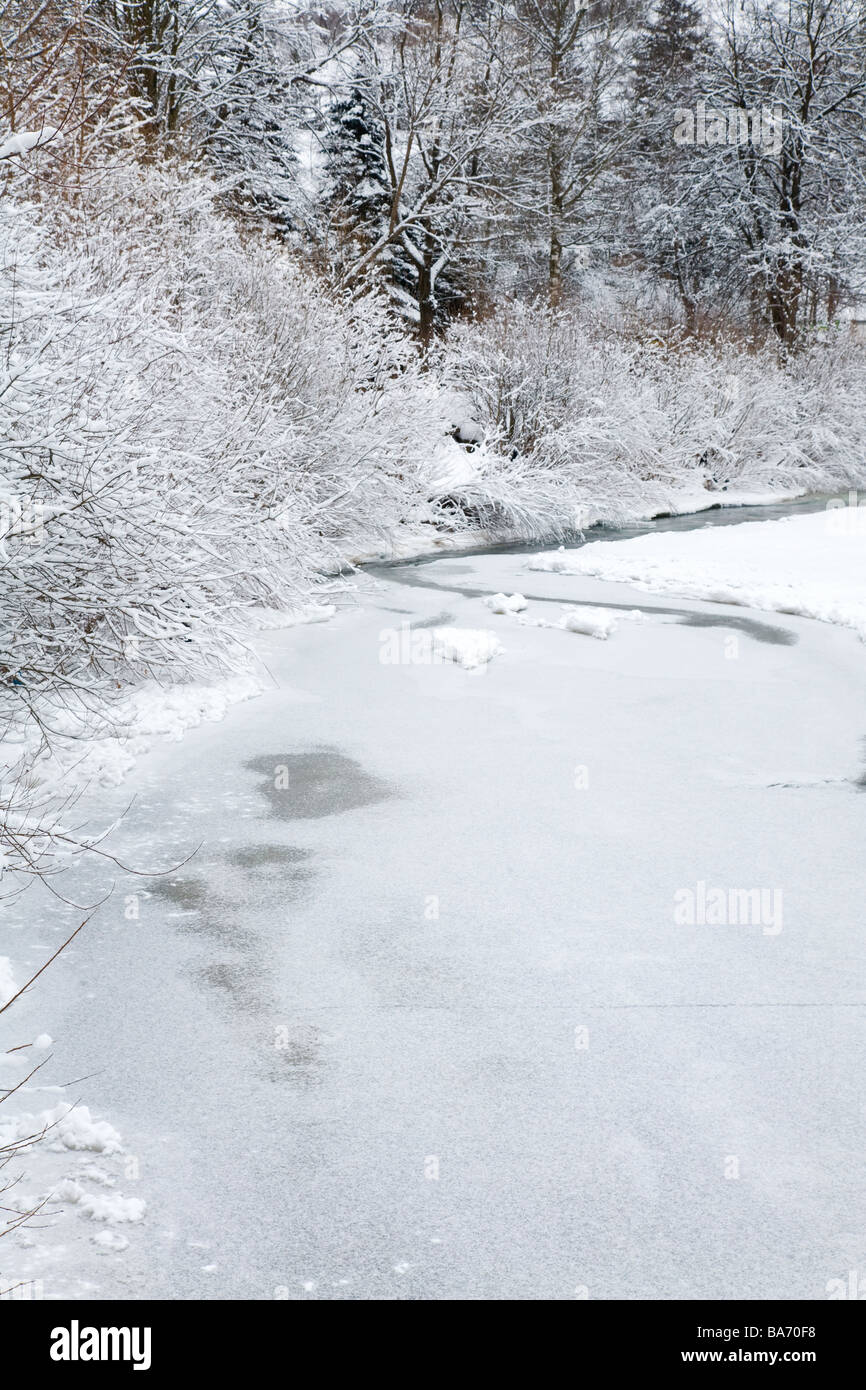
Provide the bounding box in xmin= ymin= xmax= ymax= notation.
xmin=92 ymin=1229 xmax=130 ymax=1251
xmin=1 ymin=1102 xmax=127 ymax=1155
xmin=559 ymin=607 xmax=618 ymax=640
xmin=484 ymin=592 xmax=528 ymax=615
xmin=529 ymin=547 xmax=583 ymax=575
xmin=52 ymin=1180 xmax=145 ymax=1224
xmin=431 ymin=628 xmax=503 ymax=669
xmin=515 ymin=605 xmax=635 ymax=639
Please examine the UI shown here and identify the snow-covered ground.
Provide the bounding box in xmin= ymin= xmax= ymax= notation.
xmin=2 ymin=507 xmax=866 ymax=1300
xmin=529 ymin=506 xmax=866 ymax=641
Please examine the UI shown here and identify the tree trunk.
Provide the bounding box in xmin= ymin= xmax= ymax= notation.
xmin=417 ymin=223 xmax=437 ymax=355
xmin=549 ymin=162 xmax=564 ymax=309
xmin=767 ymin=261 xmax=802 ymax=348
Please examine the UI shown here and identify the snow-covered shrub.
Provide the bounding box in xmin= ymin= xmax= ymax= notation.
xmin=440 ymin=301 xmax=866 ymax=529
xmin=0 ymin=161 xmax=437 ymax=892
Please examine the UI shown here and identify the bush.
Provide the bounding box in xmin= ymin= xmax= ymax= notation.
xmin=439 ymin=301 xmax=866 ymax=530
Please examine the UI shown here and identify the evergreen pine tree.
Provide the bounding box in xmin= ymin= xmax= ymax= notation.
xmin=322 ymin=86 xmax=390 ymax=282
xmin=631 ymin=0 xmax=713 ymax=111
xmin=628 ymin=0 xmax=719 ymax=333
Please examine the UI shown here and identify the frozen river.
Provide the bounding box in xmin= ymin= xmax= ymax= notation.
xmin=4 ymin=503 xmax=866 ymax=1300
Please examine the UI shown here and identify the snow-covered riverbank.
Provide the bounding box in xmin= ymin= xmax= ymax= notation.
xmin=528 ymin=506 xmax=866 ymax=643
xmin=347 ymin=485 xmax=818 ymax=565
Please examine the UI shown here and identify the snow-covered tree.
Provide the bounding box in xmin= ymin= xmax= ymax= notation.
xmin=704 ymin=0 xmax=866 ymax=345
xmin=496 ymin=0 xmax=639 ymax=306
xmin=0 ymin=0 xmax=132 ymax=184
xmin=322 ymin=83 xmax=390 ymax=281
xmin=334 ymin=1 xmax=515 ymax=345
xmin=627 ymin=0 xmax=719 ymax=331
